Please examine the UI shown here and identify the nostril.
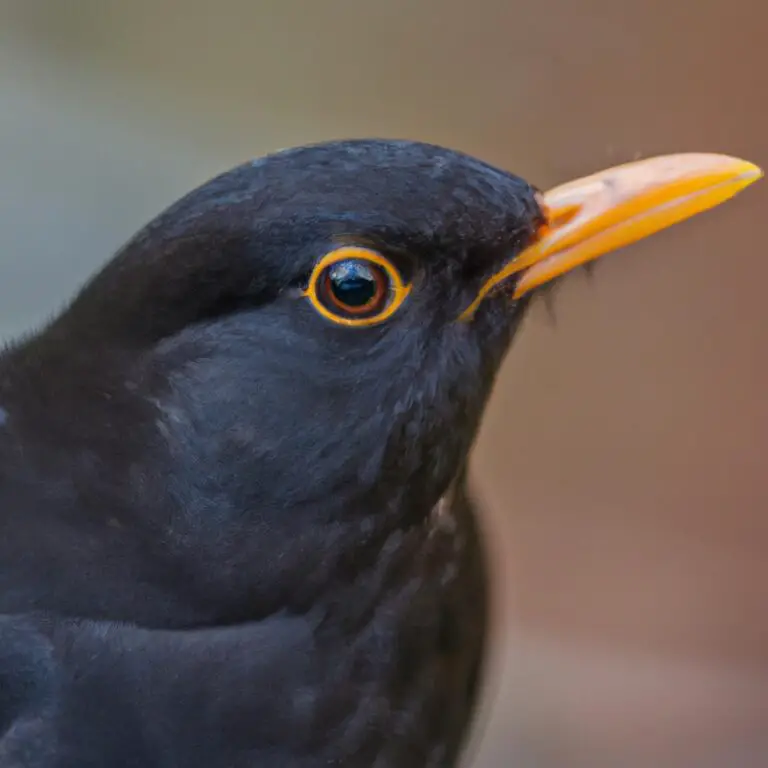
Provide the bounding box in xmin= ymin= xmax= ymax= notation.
xmin=533 ymin=192 xmax=581 ymax=239
xmin=537 ymin=200 xmax=581 ymax=233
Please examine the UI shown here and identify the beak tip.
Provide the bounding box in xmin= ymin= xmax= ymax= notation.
xmin=742 ymin=163 xmax=764 ymax=184
xmin=713 ymin=154 xmax=762 ymax=183
xmin=729 ymin=159 xmax=763 ymax=197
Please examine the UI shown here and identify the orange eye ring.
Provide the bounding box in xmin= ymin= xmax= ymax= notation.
xmin=303 ymin=246 xmax=411 ymax=327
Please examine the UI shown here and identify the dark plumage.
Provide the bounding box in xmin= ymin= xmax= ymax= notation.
xmin=0 ymin=140 xmax=543 ymax=767
xmin=0 ymin=138 xmax=758 ymax=767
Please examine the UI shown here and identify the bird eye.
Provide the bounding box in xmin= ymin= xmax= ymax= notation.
xmin=303 ymin=247 xmax=410 ymax=326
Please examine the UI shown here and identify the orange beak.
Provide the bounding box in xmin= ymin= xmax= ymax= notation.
xmin=460 ymin=153 xmax=762 ymax=320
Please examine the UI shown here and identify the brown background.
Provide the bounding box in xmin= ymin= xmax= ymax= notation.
xmin=0 ymin=2 xmax=766 ymax=765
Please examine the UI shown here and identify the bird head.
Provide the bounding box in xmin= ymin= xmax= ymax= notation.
xmin=1 ymin=140 xmax=759 ymax=622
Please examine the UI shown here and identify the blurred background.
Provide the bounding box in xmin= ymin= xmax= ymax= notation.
xmin=1 ymin=1 xmax=766 ymax=765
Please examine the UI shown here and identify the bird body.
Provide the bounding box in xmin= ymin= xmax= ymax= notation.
xmin=1 ymin=478 xmax=486 ymax=767
xmin=0 ymin=140 xmax=759 ymax=766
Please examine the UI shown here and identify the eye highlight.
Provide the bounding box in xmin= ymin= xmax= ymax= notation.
xmin=303 ymin=247 xmax=410 ymax=327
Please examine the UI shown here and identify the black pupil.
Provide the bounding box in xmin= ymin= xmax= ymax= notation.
xmin=328 ymin=260 xmax=380 ymax=308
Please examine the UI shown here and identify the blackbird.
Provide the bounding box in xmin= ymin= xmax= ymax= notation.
xmin=0 ymin=140 xmax=760 ymax=767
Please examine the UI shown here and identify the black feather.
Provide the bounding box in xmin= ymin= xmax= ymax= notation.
xmin=0 ymin=139 xmax=545 ymax=767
